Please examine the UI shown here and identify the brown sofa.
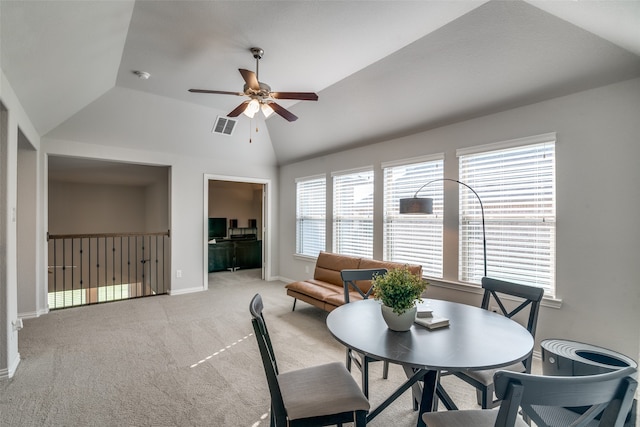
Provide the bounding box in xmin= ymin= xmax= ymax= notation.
xmin=285 ymin=251 xmax=423 ymax=312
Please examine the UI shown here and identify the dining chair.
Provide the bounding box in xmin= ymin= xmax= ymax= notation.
xmin=249 ymin=293 xmax=369 ymax=427
xmin=423 ymin=367 xmax=637 ymax=427
xmin=447 ymin=277 xmax=544 ymax=409
xmin=340 ymin=268 xmax=389 ymax=398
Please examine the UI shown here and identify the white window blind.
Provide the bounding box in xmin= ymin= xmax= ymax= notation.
xmin=296 ymin=175 xmax=326 ymax=257
xmin=333 ymin=169 xmax=374 ymax=258
xmin=383 ymin=157 xmax=444 ymax=277
xmin=458 ymin=138 xmax=556 ymax=294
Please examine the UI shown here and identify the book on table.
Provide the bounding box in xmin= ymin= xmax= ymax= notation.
xmin=416 ymin=305 xmax=434 ymax=318
xmin=414 ymin=315 xmax=449 ymax=330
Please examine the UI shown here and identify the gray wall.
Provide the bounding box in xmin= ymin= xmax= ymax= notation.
xmin=279 ymin=78 xmax=640 ymax=360
xmin=208 ymin=181 xmax=263 ymax=237
xmin=48 ymin=182 xmax=148 ymax=234
xmin=42 ymin=86 xmax=280 ymax=296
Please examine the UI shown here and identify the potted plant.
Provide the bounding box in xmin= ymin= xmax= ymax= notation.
xmin=372 ymin=265 xmax=427 ymax=331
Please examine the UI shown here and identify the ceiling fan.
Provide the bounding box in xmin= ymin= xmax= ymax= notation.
xmin=189 ymin=47 xmax=318 ymax=122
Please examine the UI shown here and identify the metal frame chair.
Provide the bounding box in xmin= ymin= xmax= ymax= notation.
xmin=340 ymin=268 xmax=389 ymax=398
xmin=249 ymin=293 xmax=369 ymax=427
xmin=446 ymin=277 xmax=544 ymax=409
xmin=423 ymin=367 xmax=638 ymax=427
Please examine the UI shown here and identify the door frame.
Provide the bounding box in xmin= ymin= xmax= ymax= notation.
xmin=203 ymin=173 xmax=270 ymax=290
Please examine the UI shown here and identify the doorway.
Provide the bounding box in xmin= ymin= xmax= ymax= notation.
xmin=203 ymin=175 xmax=268 ymax=289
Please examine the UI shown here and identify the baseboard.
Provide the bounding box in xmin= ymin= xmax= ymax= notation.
xmin=0 ymin=353 xmax=21 ymax=380
xmin=168 ymin=286 xmax=205 ymax=296
xmin=18 ymin=308 xmax=48 ymax=320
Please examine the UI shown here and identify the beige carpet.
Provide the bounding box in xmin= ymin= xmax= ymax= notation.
xmin=0 ymin=269 xmax=537 ymax=426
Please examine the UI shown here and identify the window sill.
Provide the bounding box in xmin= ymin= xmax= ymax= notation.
xmin=293 ymin=253 xmax=318 ymax=262
xmin=426 ymin=277 xmax=563 ymax=309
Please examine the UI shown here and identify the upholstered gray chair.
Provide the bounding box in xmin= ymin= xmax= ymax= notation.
xmin=249 ymin=293 xmax=369 ymax=426
xmin=447 ymin=277 xmax=544 ymax=409
xmin=340 ymin=268 xmax=389 ymax=397
xmin=423 ymin=367 xmax=637 ymax=427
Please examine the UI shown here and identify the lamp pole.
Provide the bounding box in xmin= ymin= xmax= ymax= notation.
xmin=400 ymin=178 xmax=487 ymax=278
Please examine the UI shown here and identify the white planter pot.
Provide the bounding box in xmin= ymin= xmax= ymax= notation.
xmin=381 ymin=304 xmax=416 ymax=332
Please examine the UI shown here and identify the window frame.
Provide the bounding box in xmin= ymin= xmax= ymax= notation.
xmin=457 ymin=133 xmax=556 ymax=295
xmin=382 ymin=154 xmax=444 ymax=278
xmin=332 ymin=167 xmax=374 ymax=259
xmin=295 ymin=174 xmax=327 ymax=258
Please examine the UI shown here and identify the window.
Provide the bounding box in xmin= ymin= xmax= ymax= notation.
xmin=296 ymin=175 xmax=326 ymax=257
xmin=333 ymin=168 xmax=374 ymax=258
xmin=383 ymin=156 xmax=444 ymax=277
xmin=458 ymin=134 xmax=556 ymax=294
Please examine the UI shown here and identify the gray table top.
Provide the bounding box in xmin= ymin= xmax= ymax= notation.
xmin=326 ymin=298 xmax=534 ymax=371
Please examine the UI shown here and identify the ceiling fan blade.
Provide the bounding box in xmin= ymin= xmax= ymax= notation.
xmin=268 ymin=102 xmax=298 ymax=122
xmin=239 ymin=69 xmax=260 ymax=91
xmin=188 ymin=89 xmax=244 ymax=96
xmin=271 ymin=91 xmax=318 ymax=101
xmin=227 ymin=101 xmax=250 ymax=117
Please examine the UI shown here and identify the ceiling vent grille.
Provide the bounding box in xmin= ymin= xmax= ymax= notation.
xmin=212 ymin=116 xmax=237 ymax=136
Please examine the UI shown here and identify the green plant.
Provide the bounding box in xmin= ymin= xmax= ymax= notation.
xmin=371 ymin=265 xmax=427 ymax=315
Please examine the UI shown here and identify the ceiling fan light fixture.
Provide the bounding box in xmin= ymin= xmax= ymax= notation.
xmin=261 ymin=102 xmax=274 ymax=118
xmin=243 ymin=99 xmax=260 ymax=118
xmin=189 ymin=47 xmax=317 ymax=122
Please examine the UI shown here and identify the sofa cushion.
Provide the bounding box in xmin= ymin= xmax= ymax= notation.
xmin=324 ymin=290 xmax=364 ymax=307
xmin=313 ymin=251 xmax=361 ymax=287
xmin=358 ymin=258 xmax=422 ymax=277
xmin=354 ymin=259 xmax=423 ymax=294
xmin=285 ymin=280 xmax=340 ymax=301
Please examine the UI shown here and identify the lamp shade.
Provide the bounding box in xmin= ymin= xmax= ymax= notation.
xmin=261 ymin=103 xmax=274 ymax=118
xmin=243 ymin=99 xmax=260 ymax=118
xmin=399 ymin=197 xmax=433 ymax=214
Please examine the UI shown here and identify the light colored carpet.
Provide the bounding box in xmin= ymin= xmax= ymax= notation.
xmin=0 ymin=269 xmax=538 ymax=426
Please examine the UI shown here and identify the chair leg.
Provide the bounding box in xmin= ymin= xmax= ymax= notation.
xmin=354 ymin=410 xmax=367 ymax=427
xmin=362 ymin=356 xmax=370 ymax=398
xmin=477 ymin=384 xmax=498 ymax=409
xmin=346 ymin=349 xmax=352 ymax=372
xmin=383 ymin=361 xmax=389 ymax=379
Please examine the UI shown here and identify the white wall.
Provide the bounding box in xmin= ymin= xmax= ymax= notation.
xmin=279 ymin=78 xmax=640 ymax=360
xmin=0 ymin=71 xmax=41 ymax=378
xmin=17 ymin=135 xmax=39 ymax=317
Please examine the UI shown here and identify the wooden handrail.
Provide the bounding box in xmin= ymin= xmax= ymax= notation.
xmin=47 ymin=230 xmax=170 ymax=240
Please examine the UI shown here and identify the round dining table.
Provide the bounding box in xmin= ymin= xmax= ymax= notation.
xmin=326 ymin=298 xmax=534 ymax=426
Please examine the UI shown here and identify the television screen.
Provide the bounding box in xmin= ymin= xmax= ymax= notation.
xmin=208 ymin=217 xmax=227 ymax=239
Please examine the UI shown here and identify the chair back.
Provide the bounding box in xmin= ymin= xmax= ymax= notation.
xmin=249 ymin=294 xmax=286 ymax=423
xmin=481 ymin=277 xmax=544 ymax=372
xmin=341 ymin=268 xmax=388 ymax=303
xmin=493 ymin=367 xmax=638 ymax=427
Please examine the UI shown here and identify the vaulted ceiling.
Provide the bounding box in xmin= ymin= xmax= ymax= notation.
xmin=2 ymin=1 xmax=640 ymax=166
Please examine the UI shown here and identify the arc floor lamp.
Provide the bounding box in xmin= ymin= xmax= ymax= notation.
xmin=399 ymin=178 xmax=487 ymax=278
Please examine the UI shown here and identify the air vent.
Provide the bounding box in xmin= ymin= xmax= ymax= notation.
xmin=212 ymin=116 xmax=237 ymax=136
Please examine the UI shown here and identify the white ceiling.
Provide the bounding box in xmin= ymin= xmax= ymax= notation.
xmin=2 ymin=0 xmax=640 ymax=167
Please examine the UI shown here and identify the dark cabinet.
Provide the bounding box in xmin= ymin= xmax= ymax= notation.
xmin=208 ymin=241 xmax=234 ymax=272
xmin=208 ymin=240 xmax=261 ymax=272
xmin=234 ymin=240 xmax=262 ymax=270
